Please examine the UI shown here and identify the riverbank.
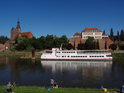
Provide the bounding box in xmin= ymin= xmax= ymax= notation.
xmin=0 ymin=86 xmax=119 ymax=93
xmin=112 ymin=51 xmax=124 ymax=59
xmin=0 ymin=51 xmax=42 ymax=59
xmin=0 ymin=50 xmax=124 ymax=59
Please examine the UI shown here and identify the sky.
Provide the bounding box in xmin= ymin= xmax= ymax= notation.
xmin=0 ymin=0 xmax=124 ymax=38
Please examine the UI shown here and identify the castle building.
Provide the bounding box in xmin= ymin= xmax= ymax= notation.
xmin=11 ymin=19 xmax=21 ymax=40
xmin=16 ymin=32 xmax=33 ymax=39
xmin=10 ymin=19 xmax=33 ymax=40
xmin=4 ymin=19 xmax=34 ymax=50
xmin=69 ymin=28 xmax=113 ymax=50
xmin=81 ymin=28 xmax=102 ymax=39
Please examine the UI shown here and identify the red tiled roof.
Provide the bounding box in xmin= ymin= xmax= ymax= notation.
xmin=84 ymin=28 xmax=98 ymax=30
xmin=16 ymin=32 xmax=34 ymax=38
xmin=82 ymin=28 xmax=101 ymax=32
xmin=73 ymin=32 xmax=80 ymax=36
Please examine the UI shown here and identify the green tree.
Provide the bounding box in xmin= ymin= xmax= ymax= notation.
xmin=58 ymin=35 xmax=68 ymax=49
xmin=30 ymin=37 xmax=41 ymax=50
xmin=13 ymin=34 xmax=68 ymax=51
xmin=0 ymin=35 xmax=9 ymax=44
xmin=117 ymin=31 xmax=120 ymax=41
xmin=109 ymin=44 xmax=117 ymax=51
xmin=37 ymin=36 xmax=46 ymax=50
xmin=85 ymin=37 xmax=95 ymax=50
xmin=14 ymin=37 xmax=32 ymax=51
xmin=66 ymin=43 xmax=73 ymax=50
xmin=109 ymin=28 xmax=114 ymax=41
xmin=120 ymin=29 xmax=124 ymax=41
xmin=77 ymin=43 xmax=85 ymax=50
xmin=45 ymin=35 xmax=55 ymax=49
xmin=118 ymin=43 xmax=124 ymax=50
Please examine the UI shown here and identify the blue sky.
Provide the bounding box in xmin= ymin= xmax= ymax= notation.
xmin=0 ymin=0 xmax=124 ymax=38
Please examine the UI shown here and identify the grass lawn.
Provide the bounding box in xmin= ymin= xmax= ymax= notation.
xmin=0 ymin=86 xmax=119 ymax=93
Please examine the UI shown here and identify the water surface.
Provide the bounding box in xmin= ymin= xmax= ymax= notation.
xmin=0 ymin=57 xmax=124 ymax=88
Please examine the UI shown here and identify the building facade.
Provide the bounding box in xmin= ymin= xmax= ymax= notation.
xmin=11 ymin=19 xmax=21 ymax=40
xmin=5 ymin=19 xmax=34 ymax=50
xmin=10 ymin=19 xmax=33 ymax=40
xmin=82 ymin=28 xmax=102 ymax=39
xmin=69 ymin=28 xmax=113 ymax=50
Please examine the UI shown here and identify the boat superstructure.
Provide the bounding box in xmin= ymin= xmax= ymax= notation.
xmin=41 ymin=48 xmax=112 ymax=61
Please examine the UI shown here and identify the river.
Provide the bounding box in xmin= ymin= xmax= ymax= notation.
xmin=0 ymin=56 xmax=124 ymax=88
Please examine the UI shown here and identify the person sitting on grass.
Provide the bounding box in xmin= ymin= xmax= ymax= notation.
xmin=6 ymin=82 xmax=13 ymax=93
xmin=120 ymin=85 xmax=124 ymax=93
xmin=50 ymin=79 xmax=58 ymax=88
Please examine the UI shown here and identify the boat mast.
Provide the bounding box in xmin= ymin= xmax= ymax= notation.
xmin=60 ymin=44 xmax=63 ymax=50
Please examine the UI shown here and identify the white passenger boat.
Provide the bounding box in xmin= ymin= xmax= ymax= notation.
xmin=41 ymin=48 xmax=112 ymax=61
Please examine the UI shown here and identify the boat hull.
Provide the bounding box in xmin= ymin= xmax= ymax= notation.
xmin=41 ymin=58 xmax=112 ymax=61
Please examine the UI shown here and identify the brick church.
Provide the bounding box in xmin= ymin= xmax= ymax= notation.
xmin=10 ymin=19 xmax=33 ymax=40
xmin=5 ymin=19 xmax=34 ymax=49
xmin=68 ymin=28 xmax=113 ymax=50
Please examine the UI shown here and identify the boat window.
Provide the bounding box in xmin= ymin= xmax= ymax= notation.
xmin=106 ymin=55 xmax=111 ymax=57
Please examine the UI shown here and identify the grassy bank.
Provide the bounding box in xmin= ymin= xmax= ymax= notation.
xmin=112 ymin=51 xmax=124 ymax=59
xmin=0 ymin=50 xmax=124 ymax=59
xmin=0 ymin=86 xmax=119 ymax=93
xmin=0 ymin=51 xmax=42 ymax=59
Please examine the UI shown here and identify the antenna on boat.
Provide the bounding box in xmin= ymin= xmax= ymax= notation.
xmin=60 ymin=43 xmax=63 ymax=50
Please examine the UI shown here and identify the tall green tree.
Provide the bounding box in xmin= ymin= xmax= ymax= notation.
xmin=117 ymin=31 xmax=120 ymax=41
xmin=120 ymin=29 xmax=124 ymax=41
xmin=109 ymin=28 xmax=114 ymax=41
xmin=103 ymin=30 xmax=106 ymax=35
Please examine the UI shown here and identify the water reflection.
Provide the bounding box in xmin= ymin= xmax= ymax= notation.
xmin=41 ymin=61 xmax=112 ymax=73
xmin=1 ymin=57 xmax=124 ymax=88
xmin=41 ymin=61 xmax=113 ymax=87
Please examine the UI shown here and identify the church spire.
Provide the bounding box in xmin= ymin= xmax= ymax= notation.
xmin=16 ymin=18 xmax=21 ymax=29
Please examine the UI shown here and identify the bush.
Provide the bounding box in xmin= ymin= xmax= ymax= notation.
xmin=109 ymin=44 xmax=117 ymax=51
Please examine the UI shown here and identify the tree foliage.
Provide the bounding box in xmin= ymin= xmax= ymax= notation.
xmin=66 ymin=43 xmax=73 ymax=50
xmin=0 ymin=35 xmax=9 ymax=44
xmin=109 ymin=28 xmax=114 ymax=41
xmin=85 ymin=37 xmax=96 ymax=50
xmin=120 ymin=30 xmax=124 ymax=41
xmin=118 ymin=43 xmax=124 ymax=50
xmin=109 ymin=44 xmax=117 ymax=51
xmin=77 ymin=43 xmax=85 ymax=50
xmin=14 ymin=35 xmax=68 ymax=51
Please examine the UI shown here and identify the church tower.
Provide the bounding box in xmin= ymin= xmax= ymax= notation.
xmin=10 ymin=19 xmax=21 ymax=40
xmin=16 ymin=18 xmax=21 ymax=32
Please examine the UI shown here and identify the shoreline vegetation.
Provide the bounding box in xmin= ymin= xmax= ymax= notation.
xmin=0 ymin=51 xmax=42 ymax=59
xmin=0 ymin=50 xmax=124 ymax=59
xmin=0 ymin=86 xmax=119 ymax=93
